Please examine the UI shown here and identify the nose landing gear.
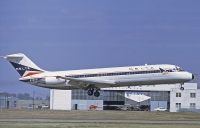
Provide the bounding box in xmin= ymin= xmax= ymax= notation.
xmin=180 ymin=83 xmax=184 ymax=90
xmin=180 ymin=86 xmax=184 ymax=90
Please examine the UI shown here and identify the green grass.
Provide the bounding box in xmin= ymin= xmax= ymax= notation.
xmin=0 ymin=110 xmax=200 ymax=128
xmin=0 ymin=123 xmax=200 ymax=128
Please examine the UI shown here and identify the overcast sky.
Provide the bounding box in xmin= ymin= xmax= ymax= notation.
xmin=1 ymin=0 xmax=200 ymax=96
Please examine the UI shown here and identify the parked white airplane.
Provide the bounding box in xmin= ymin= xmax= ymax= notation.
xmin=4 ymin=53 xmax=194 ymax=97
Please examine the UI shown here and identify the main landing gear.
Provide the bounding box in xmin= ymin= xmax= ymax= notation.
xmin=87 ymin=88 xmax=100 ymax=97
xmin=180 ymin=83 xmax=184 ymax=90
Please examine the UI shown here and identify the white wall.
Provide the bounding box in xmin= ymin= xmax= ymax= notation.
xmin=170 ymin=89 xmax=200 ymax=112
xmin=50 ymin=89 xmax=71 ymax=110
xmin=50 ymin=83 xmax=199 ymax=112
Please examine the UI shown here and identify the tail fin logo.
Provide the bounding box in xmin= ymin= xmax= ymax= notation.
xmin=5 ymin=53 xmax=44 ymax=77
xmin=10 ymin=62 xmax=42 ymax=77
xmin=16 ymin=67 xmax=30 ymax=71
xmin=23 ymin=71 xmax=43 ymax=77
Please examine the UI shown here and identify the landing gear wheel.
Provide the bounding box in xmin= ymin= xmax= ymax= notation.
xmin=180 ymin=87 xmax=184 ymax=90
xmin=94 ymin=90 xmax=100 ymax=97
xmin=87 ymin=89 xmax=94 ymax=96
xmin=180 ymin=83 xmax=184 ymax=90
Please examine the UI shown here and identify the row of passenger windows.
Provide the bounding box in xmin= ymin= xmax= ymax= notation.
xmin=67 ymin=70 xmax=162 ymax=78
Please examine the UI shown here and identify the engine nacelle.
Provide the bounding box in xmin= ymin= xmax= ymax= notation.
xmin=42 ymin=77 xmax=66 ymax=85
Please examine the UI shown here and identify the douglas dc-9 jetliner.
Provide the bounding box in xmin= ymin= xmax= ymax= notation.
xmin=4 ymin=53 xmax=194 ymax=97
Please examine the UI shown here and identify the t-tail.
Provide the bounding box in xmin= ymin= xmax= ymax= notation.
xmin=4 ymin=53 xmax=44 ymax=77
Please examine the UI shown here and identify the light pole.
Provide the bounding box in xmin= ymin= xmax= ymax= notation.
xmin=32 ymin=91 xmax=35 ymax=110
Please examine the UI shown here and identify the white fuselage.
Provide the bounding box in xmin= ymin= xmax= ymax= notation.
xmin=20 ymin=64 xmax=194 ymax=90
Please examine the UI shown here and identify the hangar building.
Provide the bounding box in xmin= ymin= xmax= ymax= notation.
xmin=50 ymin=83 xmax=200 ymax=112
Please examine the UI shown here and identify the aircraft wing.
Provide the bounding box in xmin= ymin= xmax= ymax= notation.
xmin=56 ymin=76 xmax=116 ymax=89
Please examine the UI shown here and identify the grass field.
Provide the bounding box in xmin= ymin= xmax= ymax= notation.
xmin=0 ymin=110 xmax=200 ymax=128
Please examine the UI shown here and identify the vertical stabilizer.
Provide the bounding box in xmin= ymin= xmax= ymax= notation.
xmin=4 ymin=53 xmax=44 ymax=77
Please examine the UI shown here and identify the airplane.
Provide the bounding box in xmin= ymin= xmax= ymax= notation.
xmin=4 ymin=53 xmax=194 ymax=97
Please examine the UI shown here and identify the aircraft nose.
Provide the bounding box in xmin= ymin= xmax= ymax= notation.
xmin=192 ymin=74 xmax=195 ymax=80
